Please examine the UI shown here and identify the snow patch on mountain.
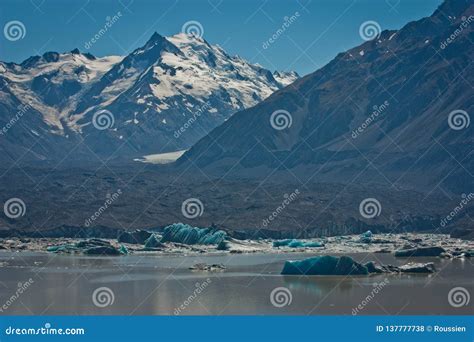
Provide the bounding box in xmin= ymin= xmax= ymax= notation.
xmin=0 ymin=32 xmax=299 ymax=162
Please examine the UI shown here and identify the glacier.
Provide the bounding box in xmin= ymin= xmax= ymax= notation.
xmin=359 ymin=230 xmax=373 ymax=243
xmin=160 ymin=223 xmax=227 ymax=245
xmin=144 ymin=234 xmax=164 ymax=249
xmin=281 ymin=255 xmax=369 ymax=275
xmin=273 ymin=239 xmax=324 ymax=248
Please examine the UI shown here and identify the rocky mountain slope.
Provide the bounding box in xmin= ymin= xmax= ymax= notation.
xmin=0 ymin=33 xmax=297 ymax=165
xmin=180 ymin=0 xmax=473 ymax=194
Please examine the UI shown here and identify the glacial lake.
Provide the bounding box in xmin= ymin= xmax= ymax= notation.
xmin=0 ymin=252 xmax=472 ymax=315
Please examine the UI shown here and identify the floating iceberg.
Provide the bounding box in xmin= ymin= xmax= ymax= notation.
xmin=119 ymin=244 xmax=129 ymax=255
xmin=359 ymin=230 xmax=373 ymax=243
xmin=281 ymin=255 xmax=369 ymax=275
xmin=160 ymin=223 xmax=227 ymax=245
xmin=217 ymin=240 xmax=230 ymax=250
xmin=281 ymin=255 xmax=437 ymax=276
xmin=46 ymin=244 xmax=77 ymax=253
xmin=83 ymin=246 xmax=121 ymax=255
xmin=144 ymin=234 xmax=164 ymax=248
xmin=117 ymin=230 xmax=152 ymax=244
xmin=399 ymin=262 xmax=436 ymax=273
xmin=47 ymin=239 xmax=124 ymax=255
xmin=189 ymin=263 xmax=226 ymax=271
xmin=394 ymin=246 xmax=445 ymax=257
xmin=273 ymin=239 xmax=324 ymax=248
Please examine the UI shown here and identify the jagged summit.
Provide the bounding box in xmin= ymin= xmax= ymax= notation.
xmin=0 ymin=30 xmax=299 ymax=165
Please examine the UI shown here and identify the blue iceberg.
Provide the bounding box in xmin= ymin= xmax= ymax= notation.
xmin=217 ymin=240 xmax=230 ymax=250
xmin=273 ymin=239 xmax=324 ymax=248
xmin=119 ymin=244 xmax=129 ymax=255
xmin=281 ymin=255 xmax=369 ymax=275
xmin=144 ymin=234 xmax=164 ymax=248
xmin=359 ymin=230 xmax=373 ymax=243
xmin=160 ymin=223 xmax=227 ymax=245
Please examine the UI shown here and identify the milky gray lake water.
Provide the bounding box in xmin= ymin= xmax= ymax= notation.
xmin=0 ymin=252 xmax=472 ymax=315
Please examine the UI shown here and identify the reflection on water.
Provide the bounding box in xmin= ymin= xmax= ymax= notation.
xmin=283 ymin=275 xmax=355 ymax=297
xmin=0 ymin=251 xmax=472 ymax=315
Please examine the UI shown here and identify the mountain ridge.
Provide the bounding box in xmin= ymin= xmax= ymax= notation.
xmin=179 ymin=0 xmax=474 ymax=193
xmin=0 ymin=32 xmax=298 ymax=165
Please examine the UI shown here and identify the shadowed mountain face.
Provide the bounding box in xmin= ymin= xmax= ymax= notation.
xmin=0 ymin=33 xmax=297 ymax=166
xmin=0 ymin=0 xmax=472 ymax=239
xmin=180 ymin=0 xmax=474 ymax=194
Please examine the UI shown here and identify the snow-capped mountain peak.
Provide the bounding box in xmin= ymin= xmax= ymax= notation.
xmin=0 ymin=31 xmax=299 ymax=165
xmin=132 ymin=32 xmax=182 ymax=57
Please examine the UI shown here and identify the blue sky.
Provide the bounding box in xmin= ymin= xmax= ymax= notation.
xmin=1 ymin=0 xmax=442 ymax=75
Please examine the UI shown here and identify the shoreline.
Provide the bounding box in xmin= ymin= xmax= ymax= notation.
xmin=1 ymin=233 xmax=472 ymax=258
